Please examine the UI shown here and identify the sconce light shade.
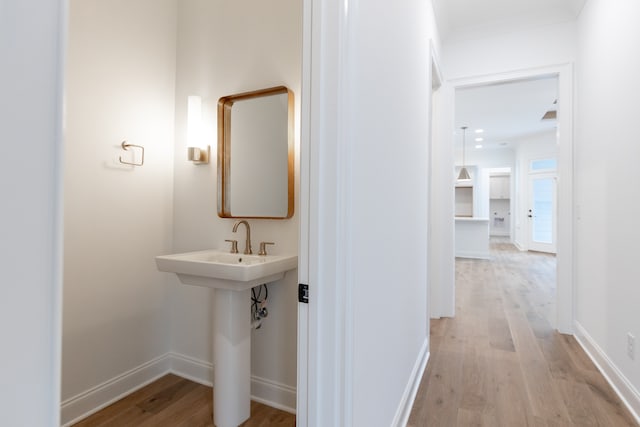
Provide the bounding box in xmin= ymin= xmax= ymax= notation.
xmin=457 ymin=167 xmax=471 ymax=181
xmin=187 ymin=95 xmax=209 ymax=164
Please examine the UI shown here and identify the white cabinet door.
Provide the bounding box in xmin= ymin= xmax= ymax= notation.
xmin=490 ymin=175 xmax=509 ymax=199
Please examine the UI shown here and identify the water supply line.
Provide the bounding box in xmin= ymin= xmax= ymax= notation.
xmin=251 ymin=284 xmax=269 ymax=329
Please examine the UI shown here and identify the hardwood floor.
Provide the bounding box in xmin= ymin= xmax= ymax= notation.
xmin=408 ymin=238 xmax=638 ymax=426
xmin=73 ymin=238 xmax=637 ymax=426
xmin=73 ymin=374 xmax=295 ymax=427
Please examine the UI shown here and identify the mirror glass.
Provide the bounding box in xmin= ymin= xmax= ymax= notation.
xmin=217 ymin=86 xmax=294 ymax=218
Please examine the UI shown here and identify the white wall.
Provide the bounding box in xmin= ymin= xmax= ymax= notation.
xmin=463 ymin=147 xmax=515 ymax=169
xmin=444 ymin=21 xmax=577 ymax=80
xmin=349 ymin=4 xmax=439 ymax=424
xmin=574 ymin=0 xmax=640 ymax=412
xmin=352 ymin=1 xmax=438 ymax=420
xmin=0 ymin=1 xmax=64 ymax=425
xmin=62 ymin=0 xmax=176 ymax=414
xmin=171 ymin=0 xmax=301 ymax=410
xmin=304 ymin=0 xmax=440 ymax=424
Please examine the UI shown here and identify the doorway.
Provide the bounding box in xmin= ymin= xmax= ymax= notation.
xmin=446 ymin=64 xmax=574 ymax=334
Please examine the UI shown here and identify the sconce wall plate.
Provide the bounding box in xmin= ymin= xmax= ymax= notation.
xmin=188 ymin=145 xmax=210 ymax=164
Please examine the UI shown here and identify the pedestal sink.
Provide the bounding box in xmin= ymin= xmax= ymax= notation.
xmin=155 ymin=249 xmax=297 ymax=427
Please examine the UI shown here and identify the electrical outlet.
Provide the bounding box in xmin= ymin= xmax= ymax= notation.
xmin=627 ymin=333 xmax=635 ymax=360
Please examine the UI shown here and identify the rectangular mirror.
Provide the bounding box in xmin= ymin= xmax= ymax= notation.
xmin=217 ymin=86 xmax=294 ymax=219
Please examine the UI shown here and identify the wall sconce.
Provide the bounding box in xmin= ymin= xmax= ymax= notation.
xmin=187 ymin=95 xmax=209 ymax=164
xmin=187 ymin=146 xmax=209 ymax=164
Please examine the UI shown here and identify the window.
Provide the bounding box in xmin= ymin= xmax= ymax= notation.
xmin=530 ymin=158 xmax=557 ymax=171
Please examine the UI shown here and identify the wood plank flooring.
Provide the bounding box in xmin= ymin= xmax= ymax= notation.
xmin=408 ymin=238 xmax=638 ymax=426
xmin=74 ymin=238 xmax=637 ymax=426
xmin=73 ymin=374 xmax=295 ymax=427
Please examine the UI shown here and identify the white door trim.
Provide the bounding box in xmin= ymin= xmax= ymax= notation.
xmin=298 ymin=0 xmax=354 ymax=425
xmin=447 ymin=63 xmax=575 ymax=334
xmin=429 ymin=41 xmax=452 ymax=319
xmin=296 ymin=0 xmax=312 ymax=423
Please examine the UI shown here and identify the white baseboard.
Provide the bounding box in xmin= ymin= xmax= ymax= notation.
xmin=514 ymin=241 xmax=526 ymax=251
xmin=455 ymin=251 xmax=490 ymax=260
xmin=251 ymin=375 xmax=297 ymax=414
xmin=574 ymin=321 xmax=640 ymax=425
xmin=391 ymin=339 xmax=430 ymax=427
xmin=60 ymin=353 xmax=172 ymax=426
xmin=170 ymin=353 xmax=296 ymax=413
xmin=61 ymin=352 xmax=296 ymax=425
xmin=169 ymin=352 xmax=213 ymax=386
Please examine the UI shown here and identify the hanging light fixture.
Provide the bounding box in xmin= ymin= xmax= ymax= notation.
xmin=457 ymin=126 xmax=471 ymax=181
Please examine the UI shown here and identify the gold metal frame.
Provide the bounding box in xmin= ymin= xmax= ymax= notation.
xmin=217 ymin=86 xmax=294 ymax=219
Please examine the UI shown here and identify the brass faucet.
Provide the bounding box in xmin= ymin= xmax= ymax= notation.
xmin=232 ymin=220 xmax=252 ymax=254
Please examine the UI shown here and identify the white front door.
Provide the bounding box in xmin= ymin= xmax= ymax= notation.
xmin=528 ymin=173 xmax=557 ymax=253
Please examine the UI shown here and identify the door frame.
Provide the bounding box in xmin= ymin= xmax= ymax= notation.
xmin=445 ymin=64 xmax=575 ymax=334
xmin=297 ymin=0 xmax=354 ymax=425
xmin=428 ymin=42 xmax=451 ymax=319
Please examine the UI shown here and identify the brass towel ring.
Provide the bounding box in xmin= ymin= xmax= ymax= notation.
xmin=119 ymin=141 xmax=144 ymax=166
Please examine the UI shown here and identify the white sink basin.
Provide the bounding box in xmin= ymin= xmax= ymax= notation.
xmin=155 ymin=249 xmax=297 ymax=290
xmin=156 ymin=248 xmax=297 ymax=427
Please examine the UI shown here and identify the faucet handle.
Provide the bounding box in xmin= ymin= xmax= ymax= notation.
xmin=225 ymin=239 xmax=238 ymax=254
xmin=258 ymin=242 xmax=275 ymax=256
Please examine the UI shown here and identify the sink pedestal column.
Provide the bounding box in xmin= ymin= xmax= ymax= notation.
xmin=214 ymin=288 xmax=251 ymax=427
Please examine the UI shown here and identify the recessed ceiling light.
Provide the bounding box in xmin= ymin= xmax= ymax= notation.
xmin=475 ymin=144 xmax=483 ymax=149
xmin=475 ymin=137 xmax=483 ymax=142
xmin=475 ymin=129 xmax=484 ymax=133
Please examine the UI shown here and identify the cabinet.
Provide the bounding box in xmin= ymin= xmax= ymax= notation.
xmin=490 ymin=175 xmax=510 ymax=199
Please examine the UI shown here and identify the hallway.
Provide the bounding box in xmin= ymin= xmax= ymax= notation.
xmin=409 ymin=240 xmax=638 ymax=426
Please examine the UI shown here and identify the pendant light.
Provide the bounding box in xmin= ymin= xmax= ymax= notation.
xmin=457 ymin=126 xmax=471 ymax=181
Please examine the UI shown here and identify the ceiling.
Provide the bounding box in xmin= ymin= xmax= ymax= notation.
xmin=432 ymin=0 xmax=587 ymax=42
xmin=455 ymin=77 xmax=558 ymax=150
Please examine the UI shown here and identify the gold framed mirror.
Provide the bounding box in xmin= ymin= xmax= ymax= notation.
xmin=217 ymin=86 xmax=294 ymax=219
